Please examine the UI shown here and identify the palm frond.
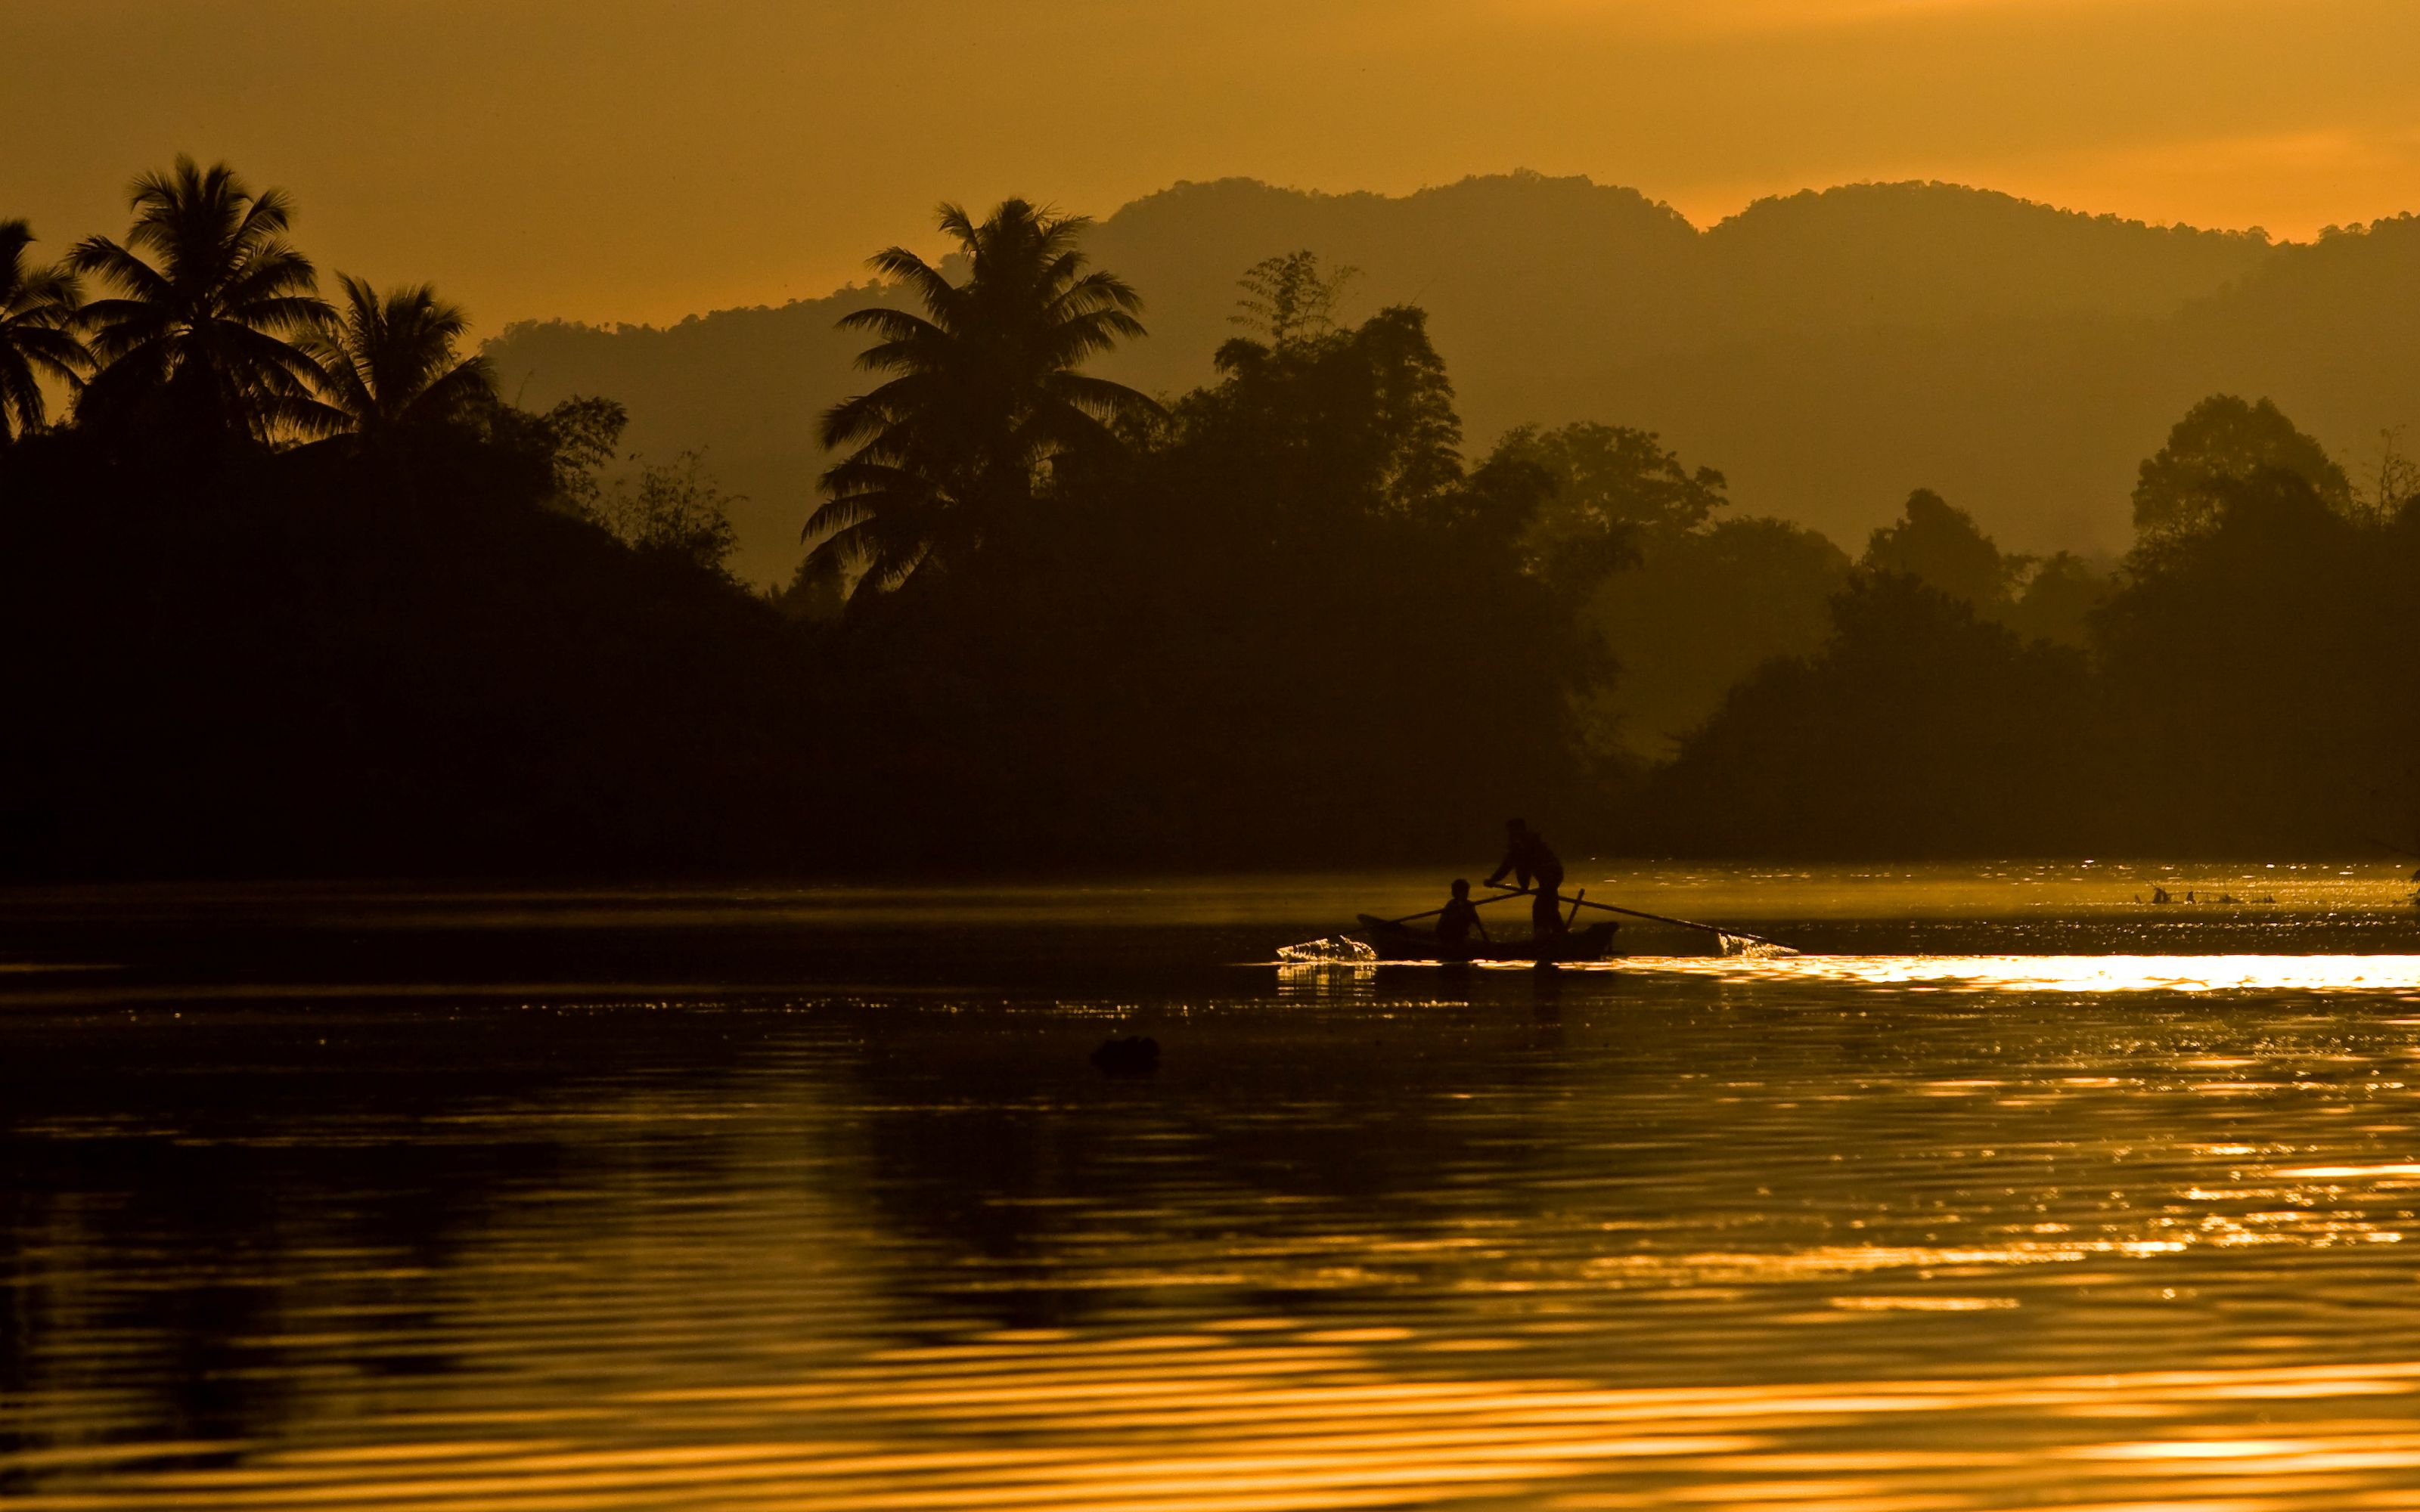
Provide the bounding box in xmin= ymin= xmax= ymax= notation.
xmin=1047 ymin=371 xmax=1162 ymax=422
xmin=10 ymin=264 xmax=84 ymax=321
xmin=1038 ymin=306 xmax=1149 ymax=367
xmin=271 ymin=391 xmax=352 ymax=442
xmin=404 ymin=355 xmax=496 ymax=426
xmin=818 ymin=380 xmax=939 ymax=449
xmin=834 ymin=305 xmax=942 ymax=346
xmin=863 ymin=248 xmax=961 ymax=322
xmin=6 ymin=321 xmax=92 ymax=386
xmin=232 ymin=182 xmax=299 ymax=241
xmin=0 ymin=218 xmax=33 ymax=276
xmin=0 ymin=350 xmax=47 ymax=437
xmin=221 ymin=256 xmax=327 ymax=323
xmin=934 ymin=202 xmax=979 ymax=249
xmin=66 ymin=237 xmax=173 ymax=304
xmin=811 ymin=197 xmax=1150 ymax=595
xmin=1045 ymin=268 xmax=1145 ymax=321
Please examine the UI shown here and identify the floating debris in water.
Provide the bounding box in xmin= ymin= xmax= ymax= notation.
xmin=1090 ymin=1034 xmax=1160 ymax=1075
xmin=1277 ymin=934 xmax=1379 ymax=964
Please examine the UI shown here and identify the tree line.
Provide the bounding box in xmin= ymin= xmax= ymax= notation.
xmin=1643 ymin=395 xmax=2420 ymax=856
xmin=0 ymin=160 xmax=799 ymax=874
xmin=2 ymin=160 xmax=2413 ymax=874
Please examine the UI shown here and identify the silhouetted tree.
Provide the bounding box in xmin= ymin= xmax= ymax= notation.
xmin=67 ymin=157 xmax=332 ymax=447
xmin=502 ymin=395 xmax=628 ymax=516
xmin=595 ymin=451 xmax=741 ymax=576
xmin=774 ymin=550 xmax=849 ymax=622
xmin=2091 ymin=466 xmax=2412 ymax=847
xmin=2001 ymin=550 xmax=2111 ymax=647
xmin=302 ymin=275 xmax=495 ymax=448
xmin=1862 ymin=488 xmax=2015 ymax=609
xmin=2353 ymin=426 xmax=2420 ymax=523
xmin=26 ymin=157 xmax=2420 ymax=875
xmin=810 ymin=200 xmax=1156 ymax=598
xmin=2131 ymin=394 xmax=2350 ymax=544
xmin=798 ymin=289 xmax=1611 ymax=865
xmin=1073 ymin=299 xmax=1596 ymax=854
xmin=1491 ymin=422 xmax=1727 ymax=593
xmin=1230 ymin=249 xmax=1358 ymax=348
xmin=1644 ymin=572 xmax=2100 ymax=854
xmin=0 ymin=220 xmax=87 ymax=442
xmin=1584 ymin=515 xmax=1850 ymax=761
xmin=1202 ymin=304 xmax=1464 ymax=516
xmin=1857 ymin=488 xmax=2116 ymax=646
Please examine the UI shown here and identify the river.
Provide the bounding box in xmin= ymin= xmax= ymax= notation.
xmin=6 ymin=862 xmax=2420 ymax=1509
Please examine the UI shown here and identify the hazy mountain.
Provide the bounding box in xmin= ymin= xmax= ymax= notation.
xmin=486 ymin=173 xmax=2420 ymax=586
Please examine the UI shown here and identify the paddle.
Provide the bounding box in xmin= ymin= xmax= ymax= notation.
xmin=1373 ymin=887 xmax=1534 ymax=928
xmin=1277 ymin=885 xmax=1523 ymax=961
xmin=1488 ymin=884 xmax=1798 ymax=955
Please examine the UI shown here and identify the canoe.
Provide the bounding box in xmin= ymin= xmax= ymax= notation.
xmin=1355 ymin=915 xmax=1619 ymax=964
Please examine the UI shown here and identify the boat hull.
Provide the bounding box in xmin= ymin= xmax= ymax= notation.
xmin=1355 ymin=916 xmax=1618 ymax=964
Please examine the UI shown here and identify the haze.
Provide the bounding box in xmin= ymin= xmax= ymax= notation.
xmin=11 ymin=0 xmax=2420 ymax=331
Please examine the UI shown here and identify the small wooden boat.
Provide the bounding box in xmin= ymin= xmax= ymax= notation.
xmin=1355 ymin=915 xmax=1619 ymax=964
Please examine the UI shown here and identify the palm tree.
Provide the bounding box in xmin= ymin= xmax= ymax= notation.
xmin=0 ymin=219 xmax=88 ymax=442
xmin=302 ymin=274 xmax=495 ymax=445
xmin=68 ymin=156 xmax=331 ymax=444
xmin=808 ymin=198 xmax=1156 ymax=596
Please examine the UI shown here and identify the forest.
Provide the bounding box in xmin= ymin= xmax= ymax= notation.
xmin=2 ymin=159 xmax=2415 ymax=875
xmin=488 ymin=173 xmax=2420 ymax=586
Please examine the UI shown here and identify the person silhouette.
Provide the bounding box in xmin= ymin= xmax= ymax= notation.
xmin=1485 ymin=819 xmax=1566 ymax=937
xmin=1436 ymin=878 xmax=1487 ymax=948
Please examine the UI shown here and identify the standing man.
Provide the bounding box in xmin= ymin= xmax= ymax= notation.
xmin=1485 ymin=819 xmax=1566 ymax=937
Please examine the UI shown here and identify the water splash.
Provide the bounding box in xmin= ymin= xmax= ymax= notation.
xmin=1276 ymin=934 xmax=1379 ymax=964
xmin=1718 ymin=932 xmax=1799 ymax=959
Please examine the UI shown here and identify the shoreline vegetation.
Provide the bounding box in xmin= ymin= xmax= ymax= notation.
xmin=2 ymin=160 xmax=2416 ymax=879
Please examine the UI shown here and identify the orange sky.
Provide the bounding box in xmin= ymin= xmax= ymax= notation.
xmin=8 ymin=0 xmax=2420 ymax=333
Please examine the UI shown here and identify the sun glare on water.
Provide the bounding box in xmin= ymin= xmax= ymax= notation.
xmin=1634 ymin=953 xmax=2420 ymax=994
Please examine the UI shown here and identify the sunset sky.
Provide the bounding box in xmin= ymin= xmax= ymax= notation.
xmin=9 ymin=0 xmax=2419 ymax=332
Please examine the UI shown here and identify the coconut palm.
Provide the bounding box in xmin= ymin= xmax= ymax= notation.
xmin=302 ymin=274 xmax=495 ymax=445
xmin=68 ymin=156 xmax=331 ymax=444
xmin=808 ymin=198 xmax=1156 ymax=596
xmin=0 ymin=219 xmax=88 ymax=442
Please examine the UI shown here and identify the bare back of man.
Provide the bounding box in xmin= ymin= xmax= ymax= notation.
xmin=1484 ymin=819 xmax=1567 ymax=936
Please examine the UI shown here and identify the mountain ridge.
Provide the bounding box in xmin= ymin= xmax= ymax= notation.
xmin=486 ymin=173 xmax=2416 ymax=584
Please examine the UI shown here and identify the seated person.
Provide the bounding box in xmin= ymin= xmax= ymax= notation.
xmin=1436 ymin=878 xmax=1487 ymax=947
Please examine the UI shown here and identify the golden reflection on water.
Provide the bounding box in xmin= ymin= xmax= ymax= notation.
xmin=11 ymin=1344 xmax=2420 ymax=1510
xmin=1289 ymin=954 xmax=2420 ymax=997
xmin=1634 ymin=953 xmax=2420 ymax=995
xmin=11 ymin=875 xmax=2420 ymax=1510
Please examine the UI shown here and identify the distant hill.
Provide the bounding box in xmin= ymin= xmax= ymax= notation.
xmin=485 ymin=174 xmax=2420 ymax=585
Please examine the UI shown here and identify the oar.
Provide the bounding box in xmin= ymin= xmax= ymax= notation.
xmin=1277 ymin=887 xmax=1509 ymax=960
xmin=1374 ymin=887 xmax=1537 ymax=928
xmin=1488 ymin=885 xmax=1797 ymax=953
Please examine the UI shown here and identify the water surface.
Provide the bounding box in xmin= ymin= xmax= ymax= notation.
xmin=7 ymin=863 xmax=2420 ymax=1510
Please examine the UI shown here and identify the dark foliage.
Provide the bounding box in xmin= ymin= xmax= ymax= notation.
xmin=2090 ymin=469 xmax=2420 ymax=852
xmin=1640 ymin=573 xmax=2103 ymax=856
xmin=805 ymin=296 xmax=1619 ymax=868
xmin=0 ymin=425 xmax=826 ymax=877
xmin=1585 ymin=515 xmax=1851 ymax=762
xmin=1640 ymin=435 xmax=2420 ymax=857
xmin=0 ymin=181 xmax=1620 ymax=877
xmin=9 ymin=161 xmax=2415 ymax=875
